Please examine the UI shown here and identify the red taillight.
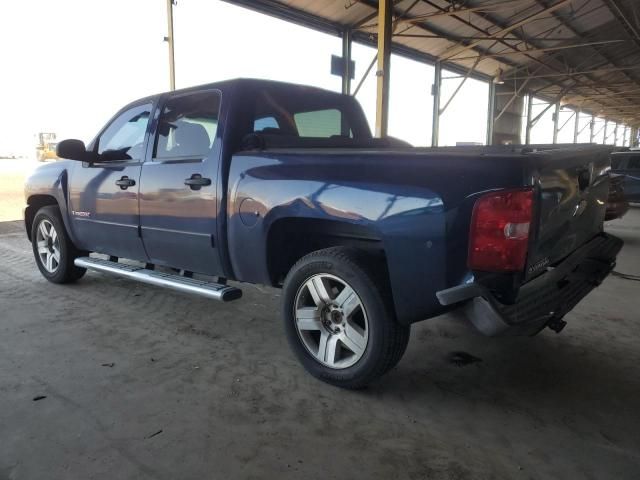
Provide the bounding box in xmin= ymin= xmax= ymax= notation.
xmin=468 ymin=188 xmax=533 ymax=272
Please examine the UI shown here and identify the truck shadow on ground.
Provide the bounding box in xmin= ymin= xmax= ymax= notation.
xmin=367 ymin=315 xmax=638 ymax=446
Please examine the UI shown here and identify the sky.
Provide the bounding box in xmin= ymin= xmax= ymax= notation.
xmin=0 ymin=0 xmax=495 ymax=155
xmin=1 ymin=0 xmax=623 ymax=156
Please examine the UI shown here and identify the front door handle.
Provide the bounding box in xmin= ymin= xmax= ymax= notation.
xmin=184 ymin=174 xmax=211 ymax=190
xmin=115 ymin=176 xmax=136 ymax=190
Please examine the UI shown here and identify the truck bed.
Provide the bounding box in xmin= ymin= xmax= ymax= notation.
xmin=229 ymin=142 xmax=613 ymax=323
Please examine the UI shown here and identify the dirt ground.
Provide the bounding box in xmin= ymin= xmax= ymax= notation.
xmin=1 ymin=163 xmax=639 ymax=479
xmin=0 ymin=158 xmax=39 ymax=222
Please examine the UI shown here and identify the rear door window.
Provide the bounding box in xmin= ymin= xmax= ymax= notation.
xmin=154 ymin=90 xmax=221 ymax=159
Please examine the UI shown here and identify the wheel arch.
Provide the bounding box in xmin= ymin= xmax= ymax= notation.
xmin=266 ymin=217 xmax=388 ymax=287
xmin=25 ymin=195 xmax=60 ymax=241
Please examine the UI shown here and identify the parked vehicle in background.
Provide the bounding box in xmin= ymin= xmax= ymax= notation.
xmin=605 ymin=173 xmax=629 ymax=221
xmin=36 ymin=132 xmax=58 ymax=162
xmin=23 ymin=79 xmax=623 ymax=388
xmin=611 ymin=151 xmax=640 ymax=202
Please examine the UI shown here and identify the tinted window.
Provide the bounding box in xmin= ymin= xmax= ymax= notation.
xmin=254 ymin=116 xmax=279 ymax=132
xmin=251 ymin=88 xmax=362 ymax=139
xmin=627 ymin=157 xmax=640 ymax=169
xmin=611 ymin=156 xmax=625 ymax=169
xmin=155 ymin=90 xmax=221 ymax=159
xmin=98 ymin=104 xmax=151 ymax=160
xmin=294 ymin=109 xmax=347 ymax=138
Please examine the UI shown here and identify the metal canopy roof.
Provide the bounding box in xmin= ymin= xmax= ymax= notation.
xmin=224 ymin=0 xmax=640 ymax=126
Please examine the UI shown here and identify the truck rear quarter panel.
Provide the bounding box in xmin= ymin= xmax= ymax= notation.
xmin=226 ymin=151 xmax=526 ymax=324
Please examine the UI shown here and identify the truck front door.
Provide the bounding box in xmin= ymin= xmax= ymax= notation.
xmin=68 ymin=102 xmax=152 ymax=260
xmin=138 ymin=89 xmax=223 ymax=275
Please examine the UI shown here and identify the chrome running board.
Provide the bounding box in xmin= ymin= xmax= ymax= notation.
xmin=74 ymin=257 xmax=242 ymax=302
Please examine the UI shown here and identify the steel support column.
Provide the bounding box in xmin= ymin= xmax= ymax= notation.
xmin=624 ymin=126 xmax=629 ymax=146
xmin=573 ymin=108 xmax=580 ymax=143
xmin=613 ymin=123 xmax=618 ymax=145
xmin=487 ymin=81 xmax=496 ymax=145
xmin=589 ymin=116 xmax=595 ymax=143
xmin=341 ymin=29 xmax=352 ymax=95
xmin=165 ymin=0 xmax=176 ymax=91
xmin=603 ymin=119 xmax=609 ymax=144
xmin=375 ymin=0 xmax=392 ymax=138
xmin=525 ymin=94 xmax=533 ymax=144
xmin=552 ymin=102 xmax=560 ymax=144
xmin=431 ymin=61 xmax=442 ymax=146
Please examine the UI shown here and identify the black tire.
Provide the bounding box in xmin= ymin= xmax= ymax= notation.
xmin=31 ymin=205 xmax=87 ymax=283
xmin=282 ymin=247 xmax=410 ymax=389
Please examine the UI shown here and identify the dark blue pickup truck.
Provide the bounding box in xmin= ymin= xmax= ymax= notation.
xmin=24 ymin=79 xmax=622 ymax=388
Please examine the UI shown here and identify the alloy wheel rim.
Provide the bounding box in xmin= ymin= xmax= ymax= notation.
xmin=36 ymin=219 xmax=60 ymax=273
xmin=294 ymin=273 xmax=369 ymax=369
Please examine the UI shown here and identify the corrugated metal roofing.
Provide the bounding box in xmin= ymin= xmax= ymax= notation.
xmin=225 ymin=0 xmax=640 ymax=126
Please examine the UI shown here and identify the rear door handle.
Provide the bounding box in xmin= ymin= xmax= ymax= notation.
xmin=184 ymin=174 xmax=211 ymax=190
xmin=115 ymin=176 xmax=136 ymax=189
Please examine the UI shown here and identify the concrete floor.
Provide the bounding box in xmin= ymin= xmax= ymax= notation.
xmin=1 ymin=201 xmax=639 ymax=479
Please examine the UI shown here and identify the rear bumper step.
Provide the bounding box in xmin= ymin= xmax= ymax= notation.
xmin=74 ymin=257 xmax=242 ymax=302
xmin=437 ymin=232 xmax=623 ymax=336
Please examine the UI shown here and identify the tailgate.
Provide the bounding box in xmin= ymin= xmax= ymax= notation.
xmin=525 ymin=146 xmax=611 ymax=280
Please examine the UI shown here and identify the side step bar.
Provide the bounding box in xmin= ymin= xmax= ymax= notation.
xmin=74 ymin=257 xmax=242 ymax=302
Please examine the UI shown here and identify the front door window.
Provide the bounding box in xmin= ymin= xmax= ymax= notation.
xmin=98 ymin=104 xmax=152 ymax=161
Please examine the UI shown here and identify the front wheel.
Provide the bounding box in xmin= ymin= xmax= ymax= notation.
xmin=31 ymin=206 xmax=87 ymax=283
xmin=282 ymin=247 xmax=410 ymax=389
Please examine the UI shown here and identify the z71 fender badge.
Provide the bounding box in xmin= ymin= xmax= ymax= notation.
xmin=72 ymin=210 xmax=91 ymax=218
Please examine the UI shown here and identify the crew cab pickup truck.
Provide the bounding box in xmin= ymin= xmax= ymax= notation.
xmin=24 ymin=79 xmax=622 ymax=388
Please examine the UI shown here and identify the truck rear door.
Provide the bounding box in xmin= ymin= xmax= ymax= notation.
xmin=138 ymin=89 xmax=224 ymax=275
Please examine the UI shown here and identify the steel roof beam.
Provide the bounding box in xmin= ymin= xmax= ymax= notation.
xmin=414 ymin=0 xmax=612 ymax=107
xmin=387 ymin=0 xmax=585 ymax=99
xmin=360 ymin=0 xmax=530 ymax=28
xmin=356 ymin=0 xmax=603 ymax=109
xmin=602 ymin=0 xmax=640 ymax=50
xmin=219 ymin=0 xmax=342 ymax=34
xmin=451 ymin=40 xmax=624 ymax=61
xmin=439 ymin=0 xmax=572 ymax=61
xmin=352 ymin=0 xmax=517 ymax=78
xmin=474 ymin=0 xmax=634 ymax=119
xmin=507 ymin=65 xmax=640 ymax=79
xmin=529 ymin=0 xmax=640 ymax=104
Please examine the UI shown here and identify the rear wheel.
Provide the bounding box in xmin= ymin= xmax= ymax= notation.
xmin=282 ymin=247 xmax=410 ymax=389
xmin=31 ymin=206 xmax=86 ymax=283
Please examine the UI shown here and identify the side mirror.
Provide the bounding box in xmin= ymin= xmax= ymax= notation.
xmin=56 ymin=139 xmax=96 ymax=162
